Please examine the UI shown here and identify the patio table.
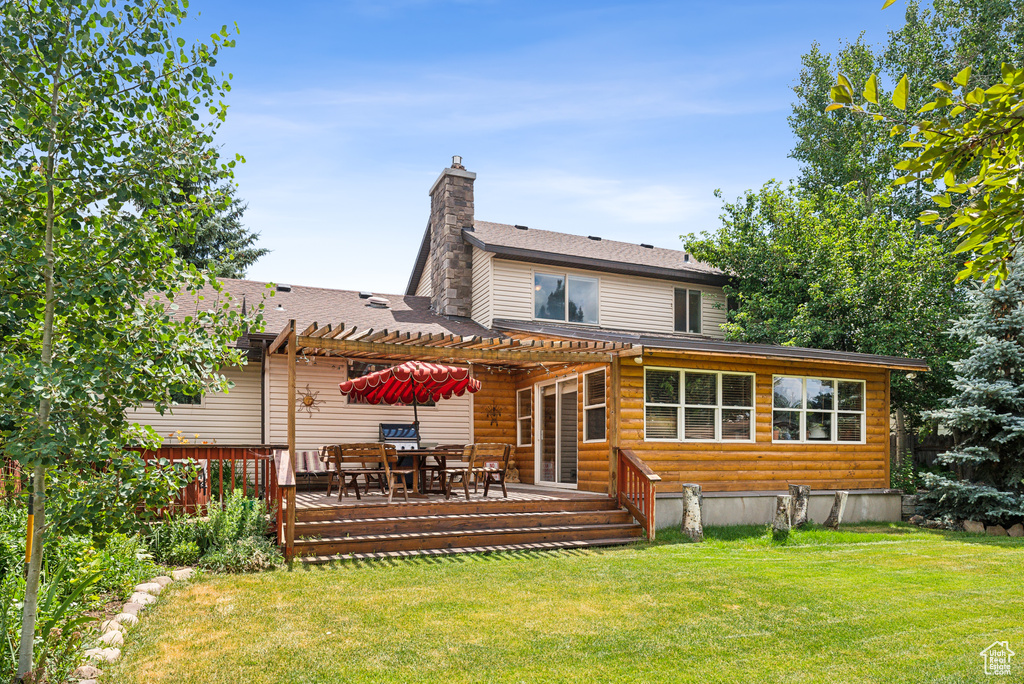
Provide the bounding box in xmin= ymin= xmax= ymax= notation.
xmin=403 ymin=447 xmax=465 ymax=494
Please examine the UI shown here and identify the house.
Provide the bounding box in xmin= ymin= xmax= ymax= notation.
xmin=131 ymin=157 xmax=928 ymax=546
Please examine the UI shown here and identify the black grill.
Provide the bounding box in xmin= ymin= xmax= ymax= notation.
xmin=379 ymin=423 xmax=420 ymax=451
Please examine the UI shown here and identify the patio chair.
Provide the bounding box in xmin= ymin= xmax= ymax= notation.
xmin=442 ymin=444 xmax=480 ymax=501
xmin=422 ymin=444 xmax=465 ymax=494
xmin=470 ymin=443 xmax=513 ymax=498
xmin=335 ymin=443 xmax=413 ymax=503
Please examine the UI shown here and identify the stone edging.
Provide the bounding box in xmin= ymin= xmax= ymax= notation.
xmin=71 ymin=567 xmax=195 ymax=684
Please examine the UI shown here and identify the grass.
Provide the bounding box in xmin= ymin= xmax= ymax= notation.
xmin=107 ymin=523 xmax=1024 ymax=684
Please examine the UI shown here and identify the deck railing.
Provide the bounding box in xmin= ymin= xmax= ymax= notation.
xmin=275 ymin=450 xmax=296 ymax=558
xmin=616 ymin=448 xmax=661 ymax=540
xmin=135 ymin=444 xmax=285 ymax=516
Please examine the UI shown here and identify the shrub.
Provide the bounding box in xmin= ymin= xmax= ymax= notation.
xmin=199 ymin=536 xmax=282 ymax=573
xmin=147 ymin=491 xmax=280 ymax=573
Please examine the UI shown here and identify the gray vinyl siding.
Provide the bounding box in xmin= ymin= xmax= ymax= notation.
xmin=489 ymin=258 xmax=728 ymax=338
xmin=266 ymin=355 xmax=473 ymax=450
xmin=128 ymin=363 xmax=262 ymax=444
xmin=470 ymin=247 xmax=494 ymax=328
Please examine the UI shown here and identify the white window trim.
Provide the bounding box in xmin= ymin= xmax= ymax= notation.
xmin=643 ymin=367 xmax=756 ymax=443
xmin=770 ymin=375 xmax=867 ymax=444
xmin=532 ymin=270 xmax=601 ymax=326
xmin=582 ymin=368 xmax=607 ymax=443
xmin=672 ymin=287 xmax=703 ymax=334
xmin=516 ymin=387 xmax=532 ymax=447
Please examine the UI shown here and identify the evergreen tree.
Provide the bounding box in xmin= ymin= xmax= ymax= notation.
xmin=165 ymin=177 xmax=269 ymax=279
xmin=919 ymin=259 xmax=1024 ymax=524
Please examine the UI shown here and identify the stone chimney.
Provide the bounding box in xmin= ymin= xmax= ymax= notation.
xmin=428 ymin=156 xmax=475 ymax=318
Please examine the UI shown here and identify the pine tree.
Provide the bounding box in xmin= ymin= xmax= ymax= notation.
xmin=919 ymin=258 xmax=1024 ymax=524
xmin=170 ymin=180 xmax=269 ymax=279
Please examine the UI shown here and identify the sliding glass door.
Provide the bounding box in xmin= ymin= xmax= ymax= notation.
xmin=537 ymin=378 xmax=578 ymax=487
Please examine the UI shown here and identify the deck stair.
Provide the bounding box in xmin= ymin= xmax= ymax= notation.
xmin=293 ymin=495 xmax=643 ymax=562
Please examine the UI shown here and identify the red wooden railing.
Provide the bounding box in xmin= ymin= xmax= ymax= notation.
xmin=135 ymin=444 xmax=285 ymax=517
xmin=616 ymin=448 xmax=661 ymax=540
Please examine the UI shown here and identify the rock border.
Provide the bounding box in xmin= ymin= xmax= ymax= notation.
xmin=72 ymin=567 xmax=194 ymax=684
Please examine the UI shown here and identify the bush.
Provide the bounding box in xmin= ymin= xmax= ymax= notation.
xmin=147 ymin=491 xmax=280 ymax=573
xmin=199 ymin=536 xmax=282 ymax=573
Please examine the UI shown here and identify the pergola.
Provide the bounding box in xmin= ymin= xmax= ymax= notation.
xmin=267 ymin=319 xmax=642 ymax=557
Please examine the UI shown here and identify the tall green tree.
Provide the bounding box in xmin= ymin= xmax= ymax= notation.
xmin=155 ymin=172 xmax=269 ymax=278
xmin=684 ymin=184 xmax=967 ymax=423
xmin=790 ymin=0 xmax=1024 ymax=221
xmin=0 ymin=1 xmax=261 ymax=679
xmin=918 ymin=256 xmax=1024 ymax=524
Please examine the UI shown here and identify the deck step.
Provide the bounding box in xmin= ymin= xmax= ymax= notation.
xmin=297 ymin=537 xmax=642 ymax=563
xmin=295 ymin=497 xmax=621 ymax=522
xmin=295 ymin=509 xmax=634 ymax=537
xmin=294 ymin=523 xmax=643 ymax=556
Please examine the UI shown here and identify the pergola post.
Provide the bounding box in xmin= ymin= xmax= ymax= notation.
xmin=285 ymin=319 xmax=297 ymax=561
xmin=607 ymin=356 xmax=621 ymax=496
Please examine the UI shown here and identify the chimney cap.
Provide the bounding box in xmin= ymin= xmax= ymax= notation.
xmin=452 ymin=155 xmax=464 ymax=169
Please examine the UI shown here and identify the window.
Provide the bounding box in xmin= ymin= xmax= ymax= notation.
xmin=534 ymin=272 xmax=599 ymax=324
xmin=583 ymin=369 xmax=606 ymax=442
xmin=644 ymin=368 xmax=753 ymax=441
xmin=673 ymin=288 xmax=702 ymax=333
xmin=517 ymin=388 xmax=532 ymax=446
xmin=772 ymin=376 xmax=865 ymax=443
xmin=170 ymin=388 xmax=202 ymax=405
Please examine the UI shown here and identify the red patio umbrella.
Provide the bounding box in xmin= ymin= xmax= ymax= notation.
xmin=338 ymin=361 xmax=481 ymax=426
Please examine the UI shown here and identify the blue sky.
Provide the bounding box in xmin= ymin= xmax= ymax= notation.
xmin=187 ymin=1 xmax=902 ymax=294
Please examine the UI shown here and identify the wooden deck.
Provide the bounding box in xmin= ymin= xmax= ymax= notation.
xmin=295 ymin=483 xmax=609 ymax=510
xmin=290 ymin=483 xmax=642 ymax=562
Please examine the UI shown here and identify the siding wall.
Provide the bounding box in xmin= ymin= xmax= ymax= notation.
xmin=619 ymin=352 xmax=890 ymax=493
xmin=488 ymin=258 xmax=728 ymax=338
xmin=266 ymin=355 xmax=473 ymax=450
xmin=128 ymin=363 xmax=262 ymax=444
xmin=415 ymin=256 xmax=433 ymax=297
xmin=470 ymin=247 xmax=494 ymax=328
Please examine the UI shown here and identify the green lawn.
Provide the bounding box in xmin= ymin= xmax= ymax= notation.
xmin=107 ymin=524 xmax=1024 ymax=684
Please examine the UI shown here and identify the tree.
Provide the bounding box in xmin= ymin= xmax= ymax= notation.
xmin=829 ymin=61 xmax=1024 ymax=288
xmin=0 ymin=2 xmax=261 ymax=679
xmin=789 ymin=39 xmax=907 ymax=216
xmin=791 ymin=0 xmax=1024 ymax=223
xmin=684 ymin=184 xmax=967 ymax=425
xmin=158 ymin=172 xmax=269 ymax=278
xmin=918 ymin=256 xmax=1024 ymax=524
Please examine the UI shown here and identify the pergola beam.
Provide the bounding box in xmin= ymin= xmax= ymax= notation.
xmin=294 ymin=335 xmax=617 ymax=364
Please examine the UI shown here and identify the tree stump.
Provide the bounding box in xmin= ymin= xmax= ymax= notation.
xmin=681 ymin=483 xmax=703 ymax=542
xmin=788 ymin=484 xmax=810 ymax=528
xmin=823 ymin=491 xmax=849 ymax=529
xmin=772 ymin=494 xmax=792 ymax=540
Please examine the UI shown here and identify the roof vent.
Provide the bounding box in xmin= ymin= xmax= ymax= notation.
xmin=358 ymin=291 xmax=373 ymax=299
xmin=684 ymin=253 xmax=690 ymax=262
xmin=276 ymin=284 xmax=291 ymax=292
xmin=275 ymin=304 xmax=284 ymax=311
xmin=640 ymin=243 xmax=654 ymax=249
xmin=588 ymin=235 xmax=601 ymax=241
xmin=514 ymin=225 xmax=529 ymax=230
xmin=366 ymin=296 xmax=390 ymax=309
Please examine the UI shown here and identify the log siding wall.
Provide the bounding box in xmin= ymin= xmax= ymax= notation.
xmin=619 ymin=353 xmax=890 ymax=492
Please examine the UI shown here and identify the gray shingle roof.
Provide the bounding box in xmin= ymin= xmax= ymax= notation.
xmin=167 ymin=278 xmax=494 ymax=340
xmin=468 ymin=221 xmax=723 ymax=278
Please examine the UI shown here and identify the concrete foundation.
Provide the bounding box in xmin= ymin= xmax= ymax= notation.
xmin=654 ymin=489 xmax=902 ymax=529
